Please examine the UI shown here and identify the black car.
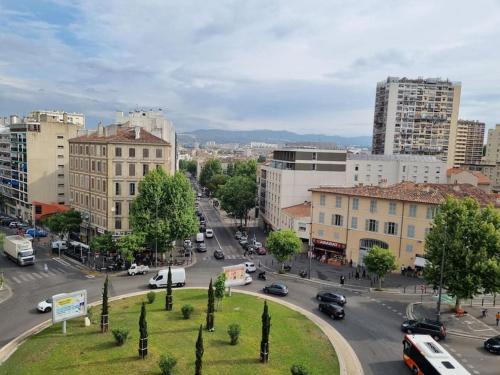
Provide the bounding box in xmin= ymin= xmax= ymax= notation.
xmin=401 ymin=319 xmax=446 ymax=340
xmin=196 ymin=242 xmax=207 ymax=252
xmin=319 ymin=303 xmax=345 ymax=319
xmin=263 ymin=283 xmax=288 ymax=296
xmin=213 ymin=249 xmax=225 ymax=260
xmin=484 ymin=335 xmax=500 ymax=354
xmin=316 ymin=291 xmax=346 ymax=306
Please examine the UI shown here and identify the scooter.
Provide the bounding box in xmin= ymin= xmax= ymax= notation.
xmin=299 ymin=270 xmax=307 ymax=278
xmin=258 ymin=271 xmax=267 ymax=281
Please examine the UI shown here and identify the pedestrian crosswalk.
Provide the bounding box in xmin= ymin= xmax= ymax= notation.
xmin=202 ymin=254 xmax=247 ymax=261
xmin=6 ymin=263 xmax=73 ymax=285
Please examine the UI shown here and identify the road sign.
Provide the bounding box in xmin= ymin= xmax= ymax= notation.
xmin=223 ymin=264 xmax=246 ymax=287
xmin=52 ymin=290 xmax=87 ymax=324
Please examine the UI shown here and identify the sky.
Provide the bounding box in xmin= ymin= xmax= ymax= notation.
xmin=1 ymin=0 xmax=500 ymax=136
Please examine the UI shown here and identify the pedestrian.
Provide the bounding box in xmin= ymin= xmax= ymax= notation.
xmin=355 ymin=270 xmax=360 ymax=280
xmin=496 ymin=311 xmax=500 ymax=326
xmin=340 ymin=275 xmax=345 ymax=285
xmin=362 ymin=269 xmax=366 ymax=279
xmin=401 ymin=265 xmax=405 ymax=275
xmin=44 ymin=263 xmax=48 ymax=273
xmin=349 ymin=259 xmax=353 ymax=268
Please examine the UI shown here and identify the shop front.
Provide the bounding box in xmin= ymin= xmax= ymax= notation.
xmin=312 ymin=238 xmax=346 ymax=266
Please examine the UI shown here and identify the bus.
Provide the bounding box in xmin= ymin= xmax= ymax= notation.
xmin=403 ymin=334 xmax=470 ymax=374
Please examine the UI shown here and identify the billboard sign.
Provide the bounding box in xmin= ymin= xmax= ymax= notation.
xmin=52 ymin=290 xmax=87 ymax=323
xmin=223 ymin=264 xmax=246 ymax=287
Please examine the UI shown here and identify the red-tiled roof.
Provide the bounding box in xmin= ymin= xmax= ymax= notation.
xmin=310 ymin=182 xmax=497 ymax=206
xmin=447 ymin=167 xmax=464 ymax=177
xmin=282 ymin=202 xmax=311 ymax=218
xmin=70 ymin=125 xmax=168 ymax=145
xmin=446 ymin=167 xmax=490 ymax=185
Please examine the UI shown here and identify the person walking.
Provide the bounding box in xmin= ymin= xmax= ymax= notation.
xmin=340 ymin=275 xmax=345 ymax=285
xmin=496 ymin=311 xmax=500 ymax=326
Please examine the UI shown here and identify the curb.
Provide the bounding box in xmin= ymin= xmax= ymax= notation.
xmin=0 ymin=287 xmax=363 ymax=375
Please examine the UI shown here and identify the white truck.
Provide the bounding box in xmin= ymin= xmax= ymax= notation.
xmin=4 ymin=235 xmax=35 ymax=266
xmin=128 ymin=263 xmax=149 ymax=276
xmin=149 ymin=268 xmax=186 ymax=288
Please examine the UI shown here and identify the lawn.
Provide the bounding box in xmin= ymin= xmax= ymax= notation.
xmin=1 ymin=289 xmax=339 ymax=375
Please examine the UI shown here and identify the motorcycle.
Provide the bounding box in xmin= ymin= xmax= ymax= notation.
xmin=299 ymin=270 xmax=307 ymax=278
xmin=258 ymin=271 xmax=267 ymax=281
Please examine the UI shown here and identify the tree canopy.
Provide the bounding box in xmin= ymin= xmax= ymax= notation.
xmin=90 ymin=233 xmax=115 ymax=255
xmin=363 ymin=246 xmax=397 ymax=289
xmin=218 ymin=175 xmax=256 ymax=225
xmin=117 ymin=233 xmax=145 ymax=263
xmin=179 ymin=159 xmax=197 ymax=176
xmin=233 ymin=159 xmax=257 ymax=178
xmin=266 ymin=228 xmax=302 ymax=271
xmin=199 ymin=159 xmax=222 ymax=188
xmin=42 ymin=210 xmax=82 ymax=239
xmin=423 ymin=197 xmax=500 ymax=309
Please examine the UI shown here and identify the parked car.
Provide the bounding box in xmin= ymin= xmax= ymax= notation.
xmin=235 ymin=231 xmax=242 ymax=240
xmin=197 ymin=192 xmax=202 ymax=198
xmin=26 ymin=228 xmax=48 ymax=238
xmin=214 ymin=249 xmax=224 ymax=260
xmin=316 ymin=291 xmax=346 ymax=306
xmin=244 ymin=274 xmax=253 ymax=285
xmin=239 ymin=239 xmax=248 ymax=247
xmin=0 ymin=217 xmax=15 ymax=225
xmin=196 ymin=233 xmax=204 ymax=243
xmin=196 ymin=242 xmax=207 ymax=252
xmin=183 ymin=239 xmax=192 ymax=249
xmin=37 ymin=298 xmax=53 ymax=313
xmin=401 ymin=319 xmax=446 ymax=340
xmin=205 ymin=229 xmax=214 ymax=238
xmin=252 ymin=241 xmax=262 ymax=248
xmin=263 ymin=283 xmax=288 ymax=296
xmin=9 ymin=221 xmax=22 ymax=228
xmin=199 ymin=225 xmax=206 ymax=233
xmin=128 ymin=263 xmax=149 ymax=276
xmin=239 ymin=235 xmax=248 ymax=242
xmin=484 ymin=335 xmax=500 ymax=354
xmin=256 ymin=246 xmax=267 ymax=255
xmin=244 ymin=262 xmax=256 ymax=273
xmin=51 ymin=240 xmax=68 ymax=251
xmin=318 ymin=303 xmax=345 ymax=319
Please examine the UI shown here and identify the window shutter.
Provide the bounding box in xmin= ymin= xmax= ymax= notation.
xmin=365 ymin=219 xmax=369 ymax=231
xmin=395 ymin=223 xmax=398 ymax=235
xmin=384 ymin=222 xmax=388 ymax=234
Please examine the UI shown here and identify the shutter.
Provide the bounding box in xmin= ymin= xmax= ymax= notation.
xmin=384 ymin=222 xmax=388 ymax=234
xmin=365 ymin=219 xmax=369 ymax=231
xmin=395 ymin=223 xmax=399 ymax=235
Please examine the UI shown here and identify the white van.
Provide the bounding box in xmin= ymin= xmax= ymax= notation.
xmin=196 ymin=232 xmax=204 ymax=243
xmin=149 ymin=268 xmax=186 ymax=288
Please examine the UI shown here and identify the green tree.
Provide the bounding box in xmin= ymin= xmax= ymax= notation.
xmin=195 ymin=324 xmax=204 ymax=375
xmin=257 ymin=155 xmax=266 ymax=163
xmin=180 ymin=160 xmax=197 ymax=176
xmin=0 ymin=232 xmax=5 ymax=251
xmin=138 ymin=302 xmax=148 ymax=359
xmin=363 ymin=246 xmax=397 ymax=289
xmin=165 ymin=266 xmax=173 ymax=311
xmin=424 ymin=197 xmax=500 ymax=310
xmin=206 ymin=173 xmax=227 ymax=197
xmin=206 ymin=279 xmax=215 ymax=331
xmin=90 ymin=233 xmax=115 ymax=256
xmin=260 ymin=301 xmax=271 ymax=363
xmin=234 ymin=159 xmax=257 ymax=178
xmin=266 ymin=229 xmax=302 ymax=272
xmin=42 ymin=210 xmax=82 ymax=240
xmin=130 ymin=169 xmax=198 ymax=258
xmin=214 ymin=272 xmax=226 ymax=311
xmin=226 ymin=163 xmax=234 ymax=176
xmin=199 ymin=159 xmax=222 ymax=188
xmin=219 ymin=175 xmax=256 ymax=226
xmin=101 ymin=276 xmax=109 ymax=333
xmin=117 ymin=233 xmax=144 ymax=264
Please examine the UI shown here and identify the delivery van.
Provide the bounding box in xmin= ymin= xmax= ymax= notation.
xmin=196 ymin=232 xmax=204 ymax=243
xmin=149 ymin=267 xmax=186 ymax=288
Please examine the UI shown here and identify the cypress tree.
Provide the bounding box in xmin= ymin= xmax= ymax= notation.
xmin=138 ymin=302 xmax=148 ymax=359
xmin=206 ymin=279 xmax=215 ymax=331
xmin=100 ymin=275 xmax=109 ymax=332
xmin=195 ymin=324 xmax=204 ymax=375
xmin=166 ymin=266 xmax=173 ymax=311
xmin=260 ymin=301 xmax=271 ymax=363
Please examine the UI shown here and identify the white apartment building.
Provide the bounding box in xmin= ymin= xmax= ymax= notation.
xmin=29 ymin=110 xmax=85 ymax=127
xmin=258 ymin=148 xmax=347 ymax=231
xmin=346 ymin=154 xmax=446 ymax=186
xmin=372 ymin=77 xmax=461 ymax=167
xmin=280 ymin=201 xmax=311 ymax=242
xmin=116 ymin=110 xmax=176 ymax=173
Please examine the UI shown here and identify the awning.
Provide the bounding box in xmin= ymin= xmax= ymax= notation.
xmin=414 ymin=256 xmax=428 ymax=268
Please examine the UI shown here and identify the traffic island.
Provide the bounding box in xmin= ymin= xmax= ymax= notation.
xmin=0 ymin=289 xmax=340 ymax=375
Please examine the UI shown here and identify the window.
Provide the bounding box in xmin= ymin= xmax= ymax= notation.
xmin=352 ymin=198 xmax=359 ymax=210
xmin=143 ymin=164 xmax=149 ymax=176
xmin=129 ymin=163 xmax=135 ymax=177
xmin=102 ymin=146 xmax=106 ymax=156
xmin=115 ymin=147 xmax=122 ymax=157
xmin=115 ymin=219 xmax=122 ymax=230
xmin=370 ymin=199 xmax=377 ymax=213
xmin=351 ymin=217 xmax=358 ymax=229
xmin=318 ymin=229 xmax=324 ymax=237
xmin=332 ymin=214 xmax=343 ymax=226
xmin=406 ymin=244 xmax=413 ymax=252
xmin=319 ymin=194 xmax=326 ymax=206
xmin=57 ymin=145 xmax=64 ymax=149
xmin=354 ymin=174 xmax=358 ymax=182
xmin=91 ymin=161 xmax=95 ymax=172
xmin=365 ymin=219 xmax=379 ymax=232
xmin=129 ymin=148 xmax=135 ymax=157
xmin=115 ymin=201 xmax=122 ymax=215
xmin=426 ymin=207 xmax=436 ymax=219
xmin=57 ymin=154 xmax=64 ymax=159
xmin=57 ymin=135 xmax=64 ymax=139
xmin=384 ymin=222 xmax=398 ymax=235
xmin=156 ymin=148 xmax=162 ymax=158
xmin=129 ymin=182 xmax=136 ymax=196
xmin=319 ymin=212 xmax=325 ymax=224
xmin=115 ymin=163 xmax=122 ymax=176
xmin=409 ymin=204 xmax=417 ymax=217
xmin=143 ymin=148 xmax=149 ymax=158
xmin=407 ymin=225 xmax=415 ymax=238
xmin=335 ymin=196 xmax=342 ymax=208
xmin=115 ymin=182 xmax=121 ymax=195
xmin=389 ymin=202 xmax=397 ymax=215
xmin=97 ymin=161 xmax=102 ymax=173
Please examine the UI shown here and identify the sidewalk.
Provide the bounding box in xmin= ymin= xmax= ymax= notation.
xmin=412 ymin=301 xmax=500 ymax=339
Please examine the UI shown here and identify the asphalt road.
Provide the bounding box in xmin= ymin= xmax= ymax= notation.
xmin=0 ymin=195 xmax=498 ymax=374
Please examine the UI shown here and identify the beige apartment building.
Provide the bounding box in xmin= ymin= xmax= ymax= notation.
xmin=310 ymin=182 xmax=496 ymax=268
xmin=453 ymin=120 xmax=485 ymax=166
xmin=69 ymin=123 xmax=171 ymax=242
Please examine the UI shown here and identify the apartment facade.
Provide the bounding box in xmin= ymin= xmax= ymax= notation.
xmin=453 ymin=120 xmax=485 ymax=166
xmin=310 ymin=182 xmax=496 ymax=268
xmin=259 ymin=148 xmax=347 ymax=231
xmin=346 ymin=154 xmax=446 ymax=186
xmin=69 ymin=124 xmax=171 ymax=241
xmin=372 ymin=77 xmax=461 ymax=167
xmin=0 ymin=112 xmax=83 ymax=222
xmin=280 ymin=202 xmax=311 ymax=242
xmin=447 ymin=167 xmax=491 ymax=192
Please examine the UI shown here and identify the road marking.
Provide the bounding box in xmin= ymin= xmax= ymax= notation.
xmin=392 ymin=309 xmax=398 ymax=313
xmin=472 ymin=370 xmax=479 ymax=374
xmin=449 ymin=348 xmax=456 ymax=352
xmin=19 ymin=274 xmax=31 ymax=282
xmin=32 ymin=272 xmax=43 ymax=279
xmin=456 ymin=353 xmax=462 ymax=358
xmin=462 ymin=358 xmax=468 ymax=363
xmin=24 ymin=273 xmax=35 ymax=281
xmin=55 ymin=268 xmax=67 ymax=274
xmin=53 ymin=257 xmax=71 ymax=267
xmin=381 ymin=303 xmax=386 ymax=306
xmin=398 ymin=312 xmax=403 ymax=316
xmin=11 ymin=276 xmax=21 ymax=284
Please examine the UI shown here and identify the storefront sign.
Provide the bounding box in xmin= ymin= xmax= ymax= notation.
xmin=313 ymin=238 xmax=346 ymax=250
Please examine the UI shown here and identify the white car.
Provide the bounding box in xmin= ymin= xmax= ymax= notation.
xmin=37 ymin=298 xmax=53 ymax=313
xmin=205 ymin=229 xmax=214 ymax=238
xmin=245 ymin=262 xmax=256 ymax=273
xmin=252 ymin=241 xmax=262 ymax=249
xmin=244 ymin=274 xmax=253 ymax=285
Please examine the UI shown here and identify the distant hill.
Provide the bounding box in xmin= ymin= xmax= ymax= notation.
xmin=178 ymin=129 xmax=372 ymax=147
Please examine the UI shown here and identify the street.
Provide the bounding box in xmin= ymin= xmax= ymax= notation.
xmin=0 ymin=195 xmax=498 ymax=374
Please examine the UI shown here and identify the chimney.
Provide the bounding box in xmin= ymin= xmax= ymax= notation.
xmin=134 ymin=126 xmax=141 ymax=140
xmin=97 ymin=122 xmax=104 ymax=136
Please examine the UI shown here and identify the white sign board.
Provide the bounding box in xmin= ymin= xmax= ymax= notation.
xmin=52 ymin=290 xmax=87 ymax=323
xmin=223 ymin=264 xmax=246 ymax=287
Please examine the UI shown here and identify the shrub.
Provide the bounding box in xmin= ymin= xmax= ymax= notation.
xmin=181 ymin=304 xmax=194 ymax=319
xmin=147 ymin=291 xmax=156 ymax=304
xmin=227 ymin=323 xmax=241 ymax=345
xmin=112 ymin=328 xmax=129 ymax=346
xmin=291 ymin=364 xmax=309 ymax=375
xmin=87 ymin=306 xmax=96 ymax=324
xmin=159 ymin=354 xmax=177 ymax=375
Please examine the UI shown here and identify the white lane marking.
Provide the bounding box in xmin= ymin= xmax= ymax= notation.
xmin=54 ymin=268 xmax=67 ymax=274
xmin=456 ymin=353 xmax=462 ymax=358
xmin=32 ymin=272 xmax=43 ymax=279
xmin=449 ymin=348 xmax=456 ymax=352
xmin=462 ymin=359 xmax=468 ymax=363
xmin=392 ymin=309 xmax=398 ymax=313
xmin=19 ymin=274 xmax=31 ymax=282
xmin=11 ymin=276 xmax=21 ymax=284
xmin=24 ymin=273 xmax=35 ymax=281
xmin=398 ymin=312 xmax=403 ymax=316
xmin=53 ymin=257 xmax=71 ymax=267
xmin=472 ymin=370 xmax=479 ymax=374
